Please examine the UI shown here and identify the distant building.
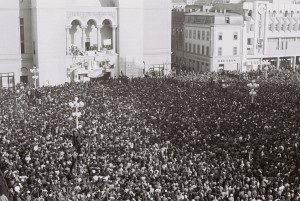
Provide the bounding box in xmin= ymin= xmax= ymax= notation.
xmin=214 ymin=0 xmax=300 ymax=71
xmin=172 ymin=0 xmax=187 ymax=11
xmin=183 ymin=11 xmax=244 ymax=72
xmin=0 ymin=0 xmax=172 ymax=87
xmin=172 ymin=11 xmax=186 ymax=72
xmin=172 ymin=0 xmax=300 ymax=73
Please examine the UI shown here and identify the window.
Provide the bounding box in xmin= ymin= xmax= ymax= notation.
xmin=276 ymin=23 xmax=281 ymax=31
xmin=193 ymin=44 xmax=196 ymax=53
xmin=285 ymin=11 xmax=288 ymax=17
xmin=20 ymin=18 xmax=25 ymax=54
xmin=207 ymin=31 xmax=210 ymax=41
xmin=225 ymin=16 xmax=230 ymax=24
xmin=202 ymin=45 xmax=205 ymax=55
xmin=193 ymin=30 xmax=196 ymax=39
xmin=233 ymin=47 xmax=238 ymax=55
xmin=189 ymin=43 xmax=191 ymax=52
xmin=189 ymin=30 xmax=192 ymax=38
xmin=247 ymin=38 xmax=252 ymax=45
xmin=268 ymin=24 xmax=272 ymax=31
xmin=185 ymin=43 xmax=188 ymax=51
xmin=248 ymin=10 xmax=252 ymax=17
xmin=202 ymin=31 xmax=205 ymax=40
xmin=233 ymin=32 xmax=238 ymax=40
xmin=218 ymin=33 xmax=223 ymax=40
xmin=198 ymin=31 xmax=201 ymax=39
xmin=219 ymin=64 xmax=224 ymax=70
xmin=185 ymin=30 xmax=188 ymax=38
xmin=33 ymin=41 xmax=35 ymax=54
xmin=218 ymin=47 xmax=222 ymax=56
xmin=197 ymin=45 xmax=200 ymax=54
xmin=206 ymin=46 xmax=209 ymax=56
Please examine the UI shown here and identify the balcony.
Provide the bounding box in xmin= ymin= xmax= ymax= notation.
xmin=66 ymin=49 xmax=118 ymax=82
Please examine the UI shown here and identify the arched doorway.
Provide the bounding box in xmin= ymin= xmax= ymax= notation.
xmin=86 ymin=19 xmax=97 ymax=51
xmin=20 ymin=67 xmax=28 ymax=84
xmin=70 ymin=19 xmax=82 ymax=49
xmin=101 ymin=19 xmax=113 ymax=50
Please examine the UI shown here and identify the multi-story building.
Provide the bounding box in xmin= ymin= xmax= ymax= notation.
xmin=183 ymin=11 xmax=244 ymax=72
xmin=172 ymin=0 xmax=187 ymax=11
xmin=214 ymin=0 xmax=300 ymax=71
xmin=0 ymin=0 xmax=21 ymax=88
xmin=0 ymin=0 xmax=172 ymax=87
xmin=172 ymin=11 xmax=186 ymax=71
xmin=173 ymin=0 xmax=300 ymax=73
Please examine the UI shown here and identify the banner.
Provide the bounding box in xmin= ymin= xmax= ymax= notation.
xmin=103 ymin=39 xmax=111 ymax=46
xmin=89 ymin=69 xmax=104 ymax=78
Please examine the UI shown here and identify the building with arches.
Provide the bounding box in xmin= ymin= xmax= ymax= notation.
xmin=0 ymin=0 xmax=172 ymax=87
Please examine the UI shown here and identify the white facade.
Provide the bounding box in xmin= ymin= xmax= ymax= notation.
xmin=0 ymin=0 xmax=172 ymax=87
xmin=183 ymin=11 xmax=244 ymax=72
xmin=215 ymin=0 xmax=300 ymax=71
xmin=0 ymin=0 xmax=22 ymax=86
xmin=174 ymin=0 xmax=300 ymax=72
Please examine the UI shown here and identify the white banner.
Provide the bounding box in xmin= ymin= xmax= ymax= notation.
xmin=103 ymin=39 xmax=111 ymax=46
xmin=89 ymin=69 xmax=104 ymax=78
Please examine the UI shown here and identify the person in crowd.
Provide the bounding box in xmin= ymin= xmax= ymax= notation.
xmin=0 ymin=69 xmax=299 ymax=200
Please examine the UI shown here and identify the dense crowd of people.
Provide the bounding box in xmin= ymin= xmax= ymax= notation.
xmin=0 ymin=71 xmax=300 ymax=201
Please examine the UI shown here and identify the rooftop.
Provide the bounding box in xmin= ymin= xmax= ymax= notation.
xmin=172 ymin=0 xmax=187 ymax=4
xmin=186 ymin=10 xmax=242 ymax=16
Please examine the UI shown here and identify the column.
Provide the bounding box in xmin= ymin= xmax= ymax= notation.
xmin=97 ymin=25 xmax=103 ymax=51
xmin=112 ymin=25 xmax=117 ymax=53
xmin=82 ymin=25 xmax=87 ymax=51
xmin=276 ymin=57 xmax=280 ymax=70
xmin=293 ymin=56 xmax=297 ymax=72
xmin=66 ymin=26 xmax=71 ymax=55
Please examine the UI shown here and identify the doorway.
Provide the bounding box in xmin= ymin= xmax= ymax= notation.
xmin=85 ymin=42 xmax=91 ymax=51
xmin=20 ymin=76 xmax=28 ymax=84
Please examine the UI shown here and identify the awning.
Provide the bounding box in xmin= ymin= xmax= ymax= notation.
xmin=282 ymin=17 xmax=289 ymax=25
xmin=270 ymin=17 xmax=279 ymax=24
xmin=276 ymin=17 xmax=284 ymax=24
xmin=288 ymin=16 xmax=296 ymax=24
xmin=246 ymin=16 xmax=255 ymax=24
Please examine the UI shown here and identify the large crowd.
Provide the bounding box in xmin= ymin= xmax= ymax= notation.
xmin=0 ymin=70 xmax=300 ymax=201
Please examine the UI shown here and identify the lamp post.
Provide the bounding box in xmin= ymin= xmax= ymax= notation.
xmin=69 ymin=97 xmax=84 ymax=129
xmin=247 ymin=80 xmax=259 ymax=104
xmin=30 ymin=65 xmax=39 ymax=88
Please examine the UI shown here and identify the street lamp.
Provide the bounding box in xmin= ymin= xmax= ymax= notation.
xmin=69 ymin=97 xmax=84 ymax=129
xmin=247 ymin=80 xmax=259 ymax=104
xmin=30 ymin=65 xmax=39 ymax=88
